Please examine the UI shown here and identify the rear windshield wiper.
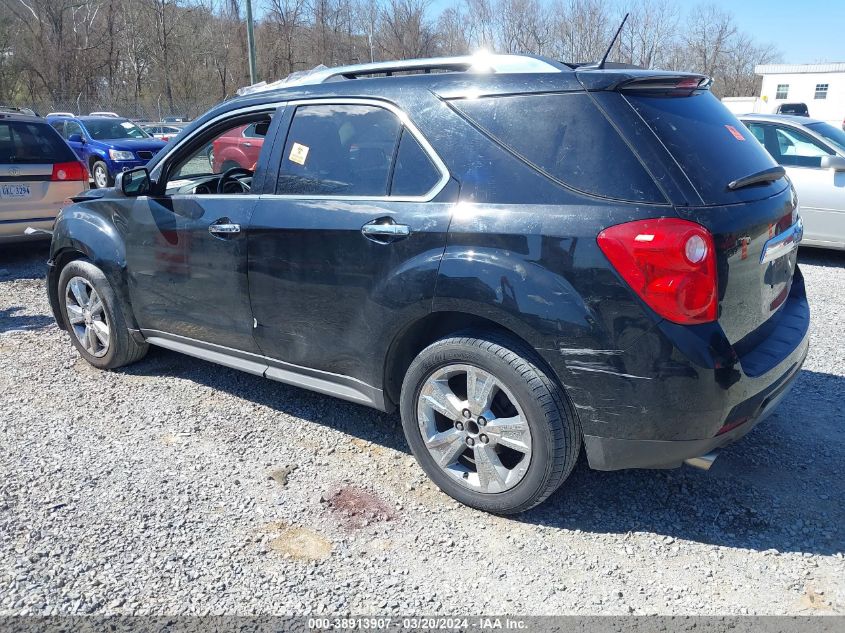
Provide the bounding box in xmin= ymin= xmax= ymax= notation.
xmin=727 ymin=166 xmax=786 ymax=191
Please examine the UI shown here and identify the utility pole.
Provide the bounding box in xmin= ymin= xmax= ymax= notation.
xmin=245 ymin=0 xmax=258 ymax=85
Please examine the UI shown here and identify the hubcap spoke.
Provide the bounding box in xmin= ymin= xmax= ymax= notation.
xmin=425 ymin=429 xmax=466 ymax=467
xmin=473 ymin=444 xmax=509 ymax=492
xmin=420 ymin=379 xmax=464 ymax=421
xmin=91 ymin=320 xmax=110 ymax=346
xmin=466 ymin=366 xmax=496 ymax=413
xmin=66 ymin=304 xmax=85 ymax=325
xmin=68 ymin=278 xmax=89 ymax=307
xmin=88 ymin=295 xmax=104 ymax=316
xmin=484 ymin=415 xmax=531 ymax=453
xmin=85 ymin=325 xmax=99 ymax=353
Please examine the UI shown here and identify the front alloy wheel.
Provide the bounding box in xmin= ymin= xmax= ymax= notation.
xmin=65 ymin=276 xmax=110 ymax=357
xmin=92 ymin=162 xmax=109 ymax=188
xmin=417 ymin=364 xmax=532 ymax=493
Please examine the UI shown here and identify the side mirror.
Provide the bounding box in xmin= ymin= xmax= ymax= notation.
xmin=117 ymin=167 xmax=150 ymax=197
xmin=68 ymin=134 xmax=83 ymax=143
xmin=820 ymin=155 xmax=845 ymax=172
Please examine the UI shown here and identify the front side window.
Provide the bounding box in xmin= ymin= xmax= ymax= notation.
xmin=276 ymin=104 xmax=403 ymax=197
xmin=775 ymin=84 xmax=789 ymax=100
xmin=168 ymin=114 xmax=273 ymax=186
xmin=747 ymin=123 xmax=834 ymax=168
xmin=814 ymin=84 xmax=829 ymax=100
xmin=65 ymin=121 xmax=84 ymax=138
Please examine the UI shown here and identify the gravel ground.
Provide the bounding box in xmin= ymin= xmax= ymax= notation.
xmin=1 ymin=242 xmax=843 ymax=617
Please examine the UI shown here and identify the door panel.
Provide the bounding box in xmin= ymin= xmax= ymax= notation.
xmin=248 ymin=196 xmax=454 ymax=387
xmin=786 ymin=166 xmax=845 ymax=245
xmin=126 ymin=194 xmax=261 ymax=351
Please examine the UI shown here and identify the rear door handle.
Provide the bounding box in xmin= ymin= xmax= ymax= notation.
xmin=361 ymin=219 xmax=410 ymax=243
xmin=209 ymin=219 xmax=241 ymax=236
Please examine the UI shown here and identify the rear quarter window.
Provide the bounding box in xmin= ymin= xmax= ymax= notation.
xmin=0 ymin=121 xmax=76 ymax=163
xmin=450 ymin=92 xmax=666 ymax=204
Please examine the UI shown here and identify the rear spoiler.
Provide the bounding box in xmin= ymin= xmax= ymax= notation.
xmin=576 ymin=71 xmax=711 ymax=93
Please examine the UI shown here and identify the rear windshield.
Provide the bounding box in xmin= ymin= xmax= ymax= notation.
xmin=451 ymin=92 xmax=666 ymax=204
xmin=625 ymin=91 xmax=782 ymax=205
xmin=0 ymin=120 xmax=76 ymax=164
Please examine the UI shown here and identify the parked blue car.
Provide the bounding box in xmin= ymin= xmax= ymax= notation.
xmin=47 ymin=116 xmax=166 ymax=188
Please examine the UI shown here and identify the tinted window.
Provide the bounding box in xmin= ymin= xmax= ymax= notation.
xmin=452 ymin=92 xmax=664 ymax=203
xmin=746 ymin=123 xmax=833 ymax=169
xmin=0 ymin=121 xmax=76 ymax=164
xmin=807 ymin=121 xmax=845 ymax=154
xmin=84 ymin=119 xmax=149 ymax=140
xmin=390 ymin=129 xmax=440 ymax=196
xmin=276 ymin=104 xmax=402 ymax=196
xmin=626 ymin=91 xmax=780 ymax=204
xmin=65 ymin=121 xmax=84 ymax=138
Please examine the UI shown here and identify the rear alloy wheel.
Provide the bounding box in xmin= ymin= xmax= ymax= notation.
xmin=58 ymin=259 xmax=148 ymax=369
xmin=400 ymin=332 xmax=581 ymax=514
xmin=417 ymin=364 xmax=533 ymax=493
xmin=91 ymin=160 xmax=110 ymax=189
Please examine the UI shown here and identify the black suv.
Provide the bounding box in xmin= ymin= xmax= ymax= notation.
xmin=47 ymin=55 xmax=809 ymax=514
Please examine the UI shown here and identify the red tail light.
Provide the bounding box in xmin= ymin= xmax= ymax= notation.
xmin=51 ymin=161 xmax=88 ymax=182
xmin=597 ymin=218 xmax=718 ymax=325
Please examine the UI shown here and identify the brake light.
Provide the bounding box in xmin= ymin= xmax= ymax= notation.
xmin=51 ymin=161 xmax=88 ymax=182
xmin=597 ymin=218 xmax=718 ymax=325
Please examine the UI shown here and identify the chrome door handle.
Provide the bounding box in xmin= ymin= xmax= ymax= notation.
xmin=361 ymin=220 xmax=410 ymax=243
xmin=209 ymin=221 xmax=241 ymax=236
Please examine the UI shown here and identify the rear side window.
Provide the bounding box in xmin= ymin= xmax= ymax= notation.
xmin=390 ymin=129 xmax=441 ymax=196
xmin=0 ymin=121 xmax=76 ymax=164
xmin=277 ymin=104 xmax=401 ymax=196
xmin=625 ymin=91 xmax=781 ymax=205
xmin=450 ymin=92 xmax=665 ymax=203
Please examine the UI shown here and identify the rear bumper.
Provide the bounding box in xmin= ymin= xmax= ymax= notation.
xmin=552 ymin=267 xmax=810 ymax=470
xmin=0 ymin=217 xmax=55 ymax=243
xmin=583 ymin=341 xmax=804 ymax=470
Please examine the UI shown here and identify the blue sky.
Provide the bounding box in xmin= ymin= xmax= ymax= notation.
xmin=427 ymin=0 xmax=845 ymax=64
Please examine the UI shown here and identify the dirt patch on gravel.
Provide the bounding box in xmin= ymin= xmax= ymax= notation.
xmin=262 ymin=522 xmax=333 ymax=561
xmin=322 ymin=485 xmax=396 ymax=529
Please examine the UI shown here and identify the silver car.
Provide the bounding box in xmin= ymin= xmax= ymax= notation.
xmin=0 ymin=113 xmax=89 ymax=243
xmin=741 ymin=114 xmax=845 ymax=250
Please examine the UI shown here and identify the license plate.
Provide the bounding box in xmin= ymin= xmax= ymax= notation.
xmin=0 ymin=184 xmax=31 ymax=199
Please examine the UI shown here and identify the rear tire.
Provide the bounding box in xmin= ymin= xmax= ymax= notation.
xmin=58 ymin=259 xmax=148 ymax=370
xmin=400 ymin=331 xmax=581 ymax=514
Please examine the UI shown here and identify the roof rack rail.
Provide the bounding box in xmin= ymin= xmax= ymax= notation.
xmin=237 ymin=54 xmax=567 ymax=96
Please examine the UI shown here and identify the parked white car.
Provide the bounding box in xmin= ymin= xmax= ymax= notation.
xmin=741 ymin=114 xmax=845 ymax=250
xmin=89 ymin=111 xmax=120 ymax=118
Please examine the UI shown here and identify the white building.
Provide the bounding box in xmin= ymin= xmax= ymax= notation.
xmin=755 ymin=62 xmax=845 ymax=125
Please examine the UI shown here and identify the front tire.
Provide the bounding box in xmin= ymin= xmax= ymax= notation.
xmin=91 ymin=160 xmax=111 ymax=189
xmin=58 ymin=259 xmax=148 ymax=369
xmin=400 ymin=332 xmax=581 ymax=514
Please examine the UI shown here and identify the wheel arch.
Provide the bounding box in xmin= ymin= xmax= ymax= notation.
xmin=49 ymin=209 xmax=140 ymax=333
xmin=383 ymin=309 xmax=563 ymax=410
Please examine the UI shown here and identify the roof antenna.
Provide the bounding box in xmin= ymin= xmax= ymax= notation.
xmin=598 ymin=13 xmax=629 ymax=69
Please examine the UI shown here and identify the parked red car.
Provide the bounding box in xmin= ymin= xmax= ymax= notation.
xmin=210 ymin=123 xmax=264 ymax=172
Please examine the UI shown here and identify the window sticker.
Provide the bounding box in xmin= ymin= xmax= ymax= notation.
xmin=725 ymin=125 xmax=745 ymax=141
xmin=289 ymin=142 xmax=309 ymax=165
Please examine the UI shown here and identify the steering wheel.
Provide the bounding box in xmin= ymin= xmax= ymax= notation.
xmin=217 ymin=166 xmax=253 ymax=194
